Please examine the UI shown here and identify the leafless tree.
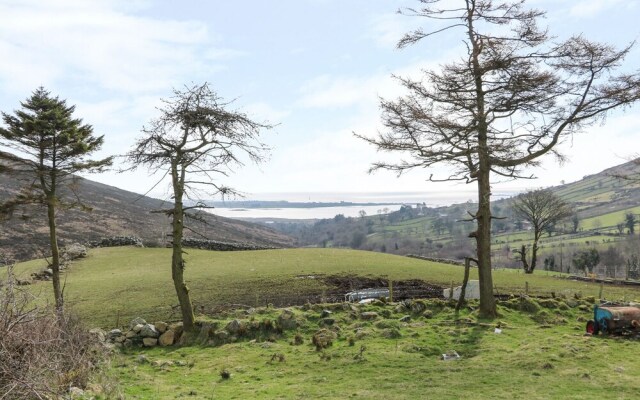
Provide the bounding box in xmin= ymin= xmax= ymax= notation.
xmin=357 ymin=0 xmax=640 ymax=317
xmin=126 ymin=83 xmax=272 ymax=334
xmin=511 ymin=189 xmax=572 ymax=273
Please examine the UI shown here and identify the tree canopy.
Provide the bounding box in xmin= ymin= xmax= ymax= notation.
xmin=358 ymin=0 xmax=640 ymax=317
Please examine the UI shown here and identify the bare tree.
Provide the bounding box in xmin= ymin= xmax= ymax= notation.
xmin=511 ymin=189 xmax=572 ymax=274
xmin=126 ymin=83 xmax=271 ymax=334
xmin=357 ymin=0 xmax=640 ymax=317
xmin=0 ymin=88 xmax=112 ymax=311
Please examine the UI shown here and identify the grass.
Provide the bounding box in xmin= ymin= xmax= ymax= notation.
xmin=7 ymin=247 xmax=640 ymax=328
xmin=111 ymin=298 xmax=640 ymax=399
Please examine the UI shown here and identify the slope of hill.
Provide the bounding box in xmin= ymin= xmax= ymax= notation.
xmin=0 ymin=152 xmax=294 ymax=261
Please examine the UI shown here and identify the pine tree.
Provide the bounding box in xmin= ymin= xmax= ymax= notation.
xmin=0 ymin=87 xmax=112 ymax=311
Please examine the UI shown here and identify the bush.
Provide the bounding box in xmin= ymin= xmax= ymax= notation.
xmin=1 ymin=266 xmax=107 ymax=398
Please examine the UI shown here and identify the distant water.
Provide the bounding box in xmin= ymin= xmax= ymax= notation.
xmin=207 ymin=191 xmax=517 ymax=220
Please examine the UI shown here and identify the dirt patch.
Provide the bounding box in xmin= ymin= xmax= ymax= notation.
xmin=321 ymin=275 xmax=444 ymax=301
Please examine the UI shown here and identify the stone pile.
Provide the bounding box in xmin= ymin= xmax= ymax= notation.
xmin=182 ymin=238 xmax=277 ymax=251
xmin=106 ymin=318 xmax=181 ymax=348
xmin=89 ymin=236 xmax=144 ymax=248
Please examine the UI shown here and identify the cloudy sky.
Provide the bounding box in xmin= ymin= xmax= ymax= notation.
xmin=1 ymin=0 xmax=639 ymax=202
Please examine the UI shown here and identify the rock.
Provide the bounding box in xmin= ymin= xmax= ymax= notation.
xmin=321 ymin=318 xmax=335 ymax=326
xmin=423 ymin=310 xmax=434 ymax=319
xmin=126 ymin=330 xmax=137 ymax=339
xmin=129 ymin=317 xmax=146 ymax=329
xmin=114 ymin=335 xmax=127 ymax=343
xmin=321 ymin=309 xmax=333 ymax=318
xmin=399 ymin=315 xmax=411 ymax=322
xmin=143 ymin=337 xmax=158 ymax=347
xmin=89 ymin=328 xmax=106 ymax=342
xmin=360 ymin=312 xmax=379 ymax=320
xmin=68 ymin=386 xmax=85 ymax=399
xmin=64 ymin=243 xmax=87 ymax=260
xmin=107 ymin=329 xmax=122 ymax=340
xmin=214 ymin=330 xmax=230 ymax=342
xmin=140 ymin=324 xmax=159 ymax=338
xmin=225 ymin=319 xmax=244 ymax=334
xmin=132 ymin=324 xmax=144 ymax=334
xmin=277 ymin=309 xmax=298 ymax=330
xmin=168 ymin=322 xmax=183 ymax=339
xmin=137 ymin=354 xmax=149 ymax=364
xmin=158 ymin=330 xmax=175 ymax=346
xmin=44 ymin=268 xmax=53 ymax=276
xmin=155 ymin=321 xmax=168 ymax=334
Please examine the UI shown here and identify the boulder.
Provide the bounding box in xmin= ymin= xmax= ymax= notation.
xmin=169 ymin=322 xmax=184 ymax=338
xmin=140 ymin=324 xmax=159 ymax=338
xmin=158 ymin=330 xmax=175 ymax=346
xmin=277 ymin=309 xmax=297 ymax=330
xmin=107 ymin=329 xmax=122 ymax=340
xmin=155 ymin=321 xmax=168 ymax=334
xmin=129 ymin=317 xmax=147 ymax=329
xmin=132 ymin=324 xmax=144 ymax=333
xmin=64 ymin=243 xmax=87 ymax=260
xmin=142 ymin=337 xmax=158 ymax=347
xmin=360 ymin=312 xmax=379 ymax=320
xmin=225 ymin=319 xmax=244 ymax=335
xmin=88 ymin=328 xmax=106 ymax=343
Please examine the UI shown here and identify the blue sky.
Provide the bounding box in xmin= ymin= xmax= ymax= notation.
xmin=1 ymin=0 xmax=639 ymax=201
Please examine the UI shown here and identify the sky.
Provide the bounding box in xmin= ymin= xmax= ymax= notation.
xmin=0 ymin=0 xmax=639 ymax=203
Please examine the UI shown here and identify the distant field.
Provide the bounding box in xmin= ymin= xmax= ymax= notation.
xmin=7 ymin=247 xmax=640 ymax=328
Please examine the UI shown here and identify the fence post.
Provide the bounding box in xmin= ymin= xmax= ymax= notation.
xmin=599 ymin=282 xmax=604 ymax=300
xmin=389 ymin=280 xmax=393 ymax=303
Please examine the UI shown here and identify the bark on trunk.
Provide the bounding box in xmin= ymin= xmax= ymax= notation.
xmin=46 ymin=197 xmax=63 ymax=312
xmin=475 ymin=167 xmax=497 ymax=318
xmin=171 ymin=163 xmax=196 ymax=333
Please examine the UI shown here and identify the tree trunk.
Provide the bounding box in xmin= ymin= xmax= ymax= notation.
xmin=171 ymin=163 xmax=196 ymax=333
xmin=475 ymin=167 xmax=497 ymax=318
xmin=46 ymin=197 xmax=63 ymax=312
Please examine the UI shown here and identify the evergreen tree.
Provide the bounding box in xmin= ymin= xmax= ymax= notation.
xmin=0 ymin=87 xmax=112 ymax=311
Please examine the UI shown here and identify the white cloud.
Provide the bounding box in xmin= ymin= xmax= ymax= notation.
xmin=0 ymin=0 xmax=230 ymax=96
xmin=569 ymin=0 xmax=626 ymax=18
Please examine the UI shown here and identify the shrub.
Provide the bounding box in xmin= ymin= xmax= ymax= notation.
xmin=1 ymin=266 xmax=107 ymax=398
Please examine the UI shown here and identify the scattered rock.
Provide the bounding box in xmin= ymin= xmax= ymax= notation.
xmin=360 ymin=312 xmax=379 ymax=320
xmin=399 ymin=315 xmax=411 ymax=322
xmin=137 ymin=355 xmax=149 ymax=364
xmin=225 ymin=319 xmax=244 ymax=335
xmin=278 ymin=309 xmax=298 ymax=330
xmin=321 ymin=309 xmax=333 ymax=318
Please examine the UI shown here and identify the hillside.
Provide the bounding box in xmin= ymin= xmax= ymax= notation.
xmin=269 ymin=158 xmax=640 ymax=274
xmin=0 ymin=152 xmax=294 ymax=261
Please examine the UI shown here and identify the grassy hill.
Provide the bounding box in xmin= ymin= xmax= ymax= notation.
xmin=0 ymin=152 xmax=294 ymax=261
xmin=8 ymin=247 xmax=640 ymax=328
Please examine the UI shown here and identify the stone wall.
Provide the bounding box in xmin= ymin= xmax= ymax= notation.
xmin=181 ymin=238 xmax=277 ymax=251
xmin=406 ymin=254 xmax=465 ymax=266
xmin=89 ymin=236 xmax=144 ymax=248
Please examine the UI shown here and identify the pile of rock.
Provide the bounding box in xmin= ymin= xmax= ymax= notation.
xmin=106 ymin=318 xmax=181 ymax=348
xmin=89 ymin=236 xmax=144 ymax=248
xmin=182 ymin=238 xmax=276 ymax=251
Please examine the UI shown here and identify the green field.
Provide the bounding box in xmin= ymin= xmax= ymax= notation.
xmin=7 ymin=247 xmax=640 ymax=399
xmin=7 ymin=247 xmax=640 ymax=328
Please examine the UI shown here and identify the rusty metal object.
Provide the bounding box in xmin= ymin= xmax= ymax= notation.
xmin=587 ymin=305 xmax=640 ymax=335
